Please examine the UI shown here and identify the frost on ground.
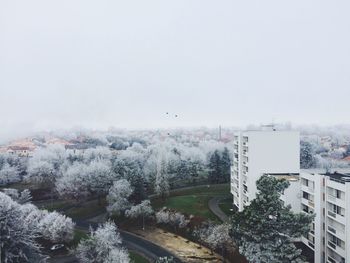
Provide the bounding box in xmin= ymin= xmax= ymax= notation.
xmin=132 ymin=228 xmax=223 ymax=263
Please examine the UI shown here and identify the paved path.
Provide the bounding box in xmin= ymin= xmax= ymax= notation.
xmin=208 ymin=196 xmax=230 ymax=222
xmin=121 ymin=231 xmax=181 ymax=262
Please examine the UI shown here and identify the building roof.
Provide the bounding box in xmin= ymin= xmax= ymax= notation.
xmin=326 ymin=172 xmax=350 ymax=183
xmin=8 ymin=145 xmax=32 ymax=151
xmin=264 ymin=173 xmax=300 ymax=182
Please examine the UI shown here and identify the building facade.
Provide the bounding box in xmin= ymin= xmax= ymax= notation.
xmin=300 ymin=169 xmax=350 ymax=263
xmin=230 ymin=126 xmax=350 ymax=263
xmin=231 ymin=126 xmax=300 ymax=211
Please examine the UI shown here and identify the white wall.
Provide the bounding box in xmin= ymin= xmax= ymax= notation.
xmin=246 ymin=131 xmax=300 ymax=202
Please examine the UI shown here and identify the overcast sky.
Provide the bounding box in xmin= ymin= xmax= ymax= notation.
xmin=0 ymin=1 xmax=349 ymax=140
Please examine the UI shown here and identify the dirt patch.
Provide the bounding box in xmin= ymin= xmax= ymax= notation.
xmin=132 ymin=228 xmax=224 ymax=263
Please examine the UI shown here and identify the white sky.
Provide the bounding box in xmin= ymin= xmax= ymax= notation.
xmin=0 ymin=1 xmax=349 ymax=140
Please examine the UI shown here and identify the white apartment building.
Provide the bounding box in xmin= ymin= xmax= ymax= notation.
xmin=231 ymin=126 xmax=300 ymax=211
xmin=300 ymin=169 xmax=350 ymax=263
xmin=231 ymin=126 xmax=350 ymax=263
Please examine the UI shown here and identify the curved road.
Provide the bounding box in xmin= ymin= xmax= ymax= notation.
xmin=46 ymin=208 xmax=181 ymax=262
xmin=208 ymin=195 xmax=230 ymax=222
xmin=74 ymin=219 xmax=181 ymax=263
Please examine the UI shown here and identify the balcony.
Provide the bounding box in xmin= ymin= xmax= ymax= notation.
xmin=308 ymin=200 xmax=315 ymax=208
xmin=327 ymin=211 xmax=346 ymax=225
xmin=327 ymin=195 xmax=346 ymax=208
xmin=301 ymin=198 xmax=314 ymax=208
xmin=327 ymin=255 xmax=344 ymax=263
xmin=327 ymin=225 xmax=345 ymax=240
xmin=301 ymin=184 xmax=314 ymax=193
xmin=327 ymin=241 xmax=346 ymax=258
xmin=327 ymin=257 xmax=336 ymax=263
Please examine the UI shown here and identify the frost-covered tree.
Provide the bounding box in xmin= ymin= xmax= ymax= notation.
xmin=56 ymin=160 xmax=116 ymax=201
xmin=208 ymin=150 xmax=221 ymax=184
xmin=220 ymin=147 xmax=231 ymax=183
xmin=195 ymin=223 xmax=232 ymax=257
xmin=230 ymin=175 xmax=313 ymax=263
xmin=300 ymin=141 xmax=316 ymax=169
xmin=26 ymin=160 xmax=55 ymax=185
xmin=0 ymin=163 xmax=20 ymax=186
xmin=155 ymin=208 xmax=189 ymax=232
xmin=55 ymin=162 xmax=90 ymax=200
xmin=314 ymin=155 xmax=348 ymax=171
xmin=85 ymin=160 xmax=115 ymax=199
xmin=107 ymin=179 xmax=133 ymax=215
xmin=38 ymin=211 xmax=75 ymax=243
xmin=21 ymin=203 xmax=47 ymax=232
xmin=82 ymin=147 xmax=112 ymax=164
xmin=0 ymin=153 xmax=26 ymax=175
xmin=0 ymin=192 xmax=44 ymax=262
xmin=112 ymin=153 xmax=146 ymax=202
xmin=76 ymin=221 xmax=129 ymax=263
xmin=125 ymin=200 xmax=154 ymax=230
xmin=25 ymin=145 xmax=67 ymax=186
xmin=2 ymin=188 xmax=32 ymax=204
xmin=155 ymin=157 xmax=169 ymax=200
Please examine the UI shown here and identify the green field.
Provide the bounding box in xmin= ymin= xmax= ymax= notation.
xmin=69 ymin=229 xmax=88 ymax=248
xmin=129 ymin=251 xmax=150 ymax=263
xmin=64 ymin=199 xmax=106 ymax=220
xmin=42 ymin=200 xmax=71 ymax=211
xmin=152 ymin=184 xmax=230 ymax=221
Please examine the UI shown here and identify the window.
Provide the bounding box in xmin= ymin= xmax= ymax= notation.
xmin=302 ymin=204 xmax=309 ymax=213
xmin=336 ymin=190 xmax=341 ymax=199
xmin=331 ymin=204 xmax=344 ymax=216
xmin=330 ymin=234 xmax=344 ymax=248
xmin=303 ymin=191 xmax=309 ymax=200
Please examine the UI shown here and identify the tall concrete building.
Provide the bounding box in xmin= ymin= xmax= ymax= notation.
xmin=231 ymin=126 xmax=300 ymax=211
xmin=230 ymin=126 xmax=350 ymax=263
xmin=300 ymin=169 xmax=350 ymax=263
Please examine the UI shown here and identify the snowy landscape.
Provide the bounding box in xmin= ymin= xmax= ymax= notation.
xmin=1 ymin=126 xmax=350 ymax=262
xmin=1 ymin=1 xmax=349 ymax=262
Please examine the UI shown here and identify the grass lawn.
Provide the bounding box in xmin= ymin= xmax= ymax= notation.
xmin=69 ymin=229 xmax=88 ymax=248
xmin=41 ymin=200 xmax=71 ymax=211
xmin=129 ymin=251 xmax=150 ymax=263
xmin=64 ymin=199 xmax=106 ymax=220
xmin=152 ymin=184 xmax=230 ymax=221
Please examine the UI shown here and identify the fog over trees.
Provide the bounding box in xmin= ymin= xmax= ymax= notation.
xmin=0 ymin=126 xmax=350 ymax=262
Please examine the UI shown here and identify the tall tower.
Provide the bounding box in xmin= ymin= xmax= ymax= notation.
xmin=231 ymin=126 xmax=300 ymax=211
